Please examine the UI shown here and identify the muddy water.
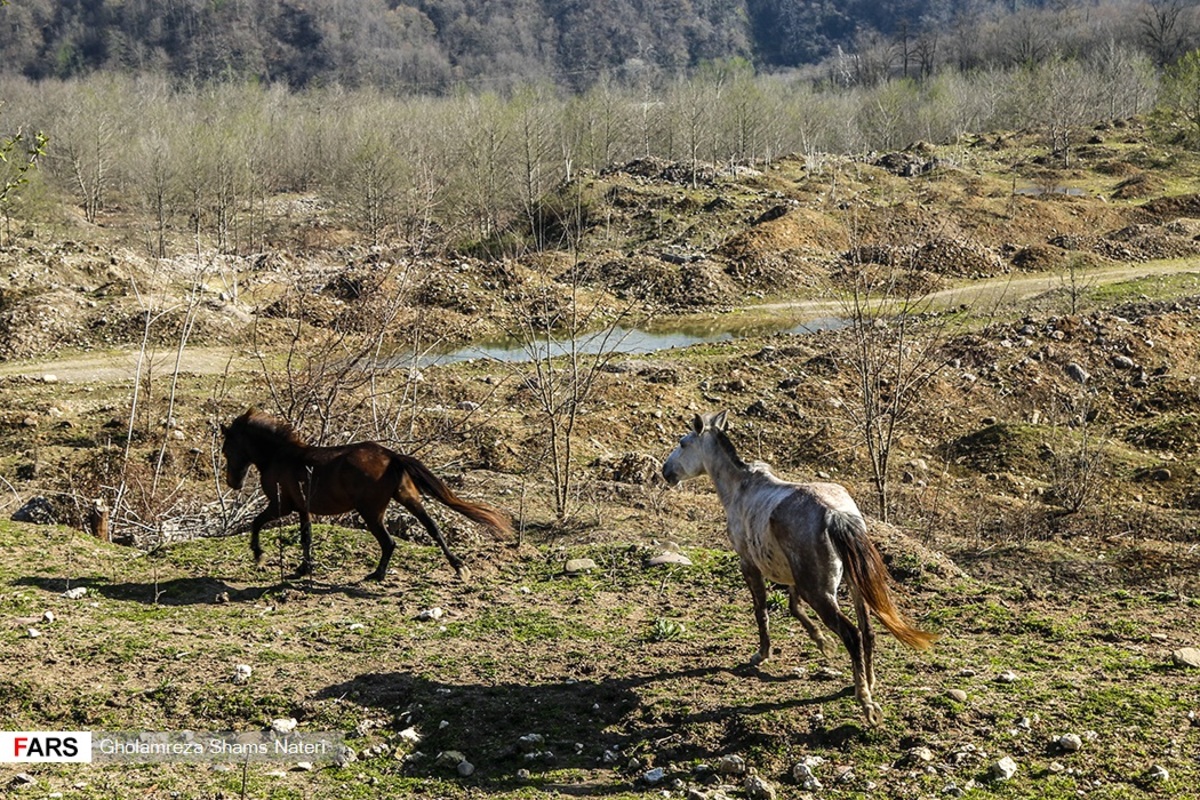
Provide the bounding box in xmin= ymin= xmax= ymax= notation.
xmin=407 ymin=315 xmax=851 ymax=367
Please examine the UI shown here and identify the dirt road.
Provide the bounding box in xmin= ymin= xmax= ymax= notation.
xmin=3 ymin=260 xmax=1197 ymax=382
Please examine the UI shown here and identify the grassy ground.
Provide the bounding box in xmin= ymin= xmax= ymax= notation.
xmin=1 ymin=519 xmax=1196 ymax=799
xmin=4 ymin=121 xmax=1200 ymax=799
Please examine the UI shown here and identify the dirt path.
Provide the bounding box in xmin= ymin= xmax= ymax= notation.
xmin=3 ymin=260 xmax=1197 ymax=382
xmin=754 ymin=259 xmax=1200 ymax=317
xmin=0 ymin=346 xmax=251 ymax=383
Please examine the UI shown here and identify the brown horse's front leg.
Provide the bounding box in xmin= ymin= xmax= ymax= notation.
xmin=250 ymin=504 xmax=282 ymax=567
xmin=740 ymin=559 xmax=771 ymax=666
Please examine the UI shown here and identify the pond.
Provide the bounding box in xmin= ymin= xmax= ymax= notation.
xmin=396 ymin=314 xmax=851 ymax=368
xmin=1013 ymin=185 xmax=1089 ymax=197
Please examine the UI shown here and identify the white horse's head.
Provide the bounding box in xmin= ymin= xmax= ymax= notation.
xmin=662 ymin=410 xmax=729 ymax=485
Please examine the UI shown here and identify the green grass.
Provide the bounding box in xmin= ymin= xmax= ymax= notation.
xmin=0 ymin=519 xmax=1196 ymax=799
xmin=1089 ymin=268 xmax=1200 ymax=304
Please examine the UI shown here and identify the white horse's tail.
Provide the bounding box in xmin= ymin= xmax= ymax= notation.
xmin=826 ymin=510 xmax=939 ymax=650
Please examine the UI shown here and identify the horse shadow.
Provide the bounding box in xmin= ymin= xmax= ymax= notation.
xmin=10 ymin=574 xmax=382 ymax=606
xmin=315 ymin=664 xmax=860 ymax=790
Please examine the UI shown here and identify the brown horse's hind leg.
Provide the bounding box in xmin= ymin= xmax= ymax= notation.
xmin=292 ymin=507 xmax=315 ymax=578
xmin=739 ymin=559 xmax=771 ymax=666
xmin=358 ymin=508 xmax=396 ymax=582
xmin=789 ymin=589 xmax=837 ymax=660
xmin=396 ymin=474 xmax=470 ymax=581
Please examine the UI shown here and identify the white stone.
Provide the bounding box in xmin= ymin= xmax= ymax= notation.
xmin=1171 ymin=647 xmax=1200 ymax=669
xmin=647 ymin=551 xmax=693 ymax=567
xmin=271 ymin=718 xmax=298 ymax=735
xmin=1056 ymin=733 xmax=1082 ymax=752
xmin=565 ymin=558 xmax=598 ymax=574
xmin=990 ymin=756 xmax=1018 ymax=782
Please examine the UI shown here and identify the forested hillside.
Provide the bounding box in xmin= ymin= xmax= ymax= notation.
xmin=1 ymin=0 xmax=1197 ymax=91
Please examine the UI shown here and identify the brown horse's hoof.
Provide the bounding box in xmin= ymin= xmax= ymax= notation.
xmin=455 ymin=565 xmax=472 ymax=583
xmin=362 ymin=570 xmax=387 ymax=582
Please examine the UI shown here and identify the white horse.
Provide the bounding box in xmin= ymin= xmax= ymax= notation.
xmin=662 ymin=410 xmax=936 ymax=724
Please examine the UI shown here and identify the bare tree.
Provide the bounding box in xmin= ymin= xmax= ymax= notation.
xmin=1141 ymin=0 xmax=1191 ymax=66
xmin=836 ymin=226 xmax=966 ymax=523
xmin=54 ymin=80 xmax=122 ymax=224
xmin=507 ymin=272 xmax=641 ymax=523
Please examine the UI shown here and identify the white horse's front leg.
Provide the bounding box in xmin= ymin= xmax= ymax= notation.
xmin=740 ymin=559 xmax=771 ymax=666
xmin=790 ymin=589 xmax=838 ymax=660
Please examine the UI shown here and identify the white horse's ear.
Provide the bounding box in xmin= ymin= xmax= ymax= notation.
xmin=712 ymin=410 xmax=729 ymax=431
xmin=692 ymin=414 xmax=704 ymax=433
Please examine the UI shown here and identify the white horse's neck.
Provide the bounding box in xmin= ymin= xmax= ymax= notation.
xmin=702 ymin=434 xmax=757 ymax=511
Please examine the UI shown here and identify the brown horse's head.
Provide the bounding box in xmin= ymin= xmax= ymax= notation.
xmin=220 ymin=412 xmax=255 ymax=490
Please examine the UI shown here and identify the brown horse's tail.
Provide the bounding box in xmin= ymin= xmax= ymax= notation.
xmin=826 ymin=510 xmax=938 ymax=650
xmin=393 ymin=454 xmax=515 ymax=538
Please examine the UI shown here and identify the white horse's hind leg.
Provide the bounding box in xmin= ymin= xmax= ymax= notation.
xmin=852 ymin=587 xmax=877 ymax=692
xmin=740 ymin=559 xmax=772 ymax=666
xmin=789 ymin=589 xmax=837 ymax=659
xmin=804 ymin=588 xmax=882 ymax=725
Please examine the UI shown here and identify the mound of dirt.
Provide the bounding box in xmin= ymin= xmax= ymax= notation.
xmin=1111 ymin=172 xmax=1164 ymax=199
xmin=1106 ymin=223 xmax=1200 ymax=260
xmin=869 ymin=519 xmax=970 ymax=593
xmin=913 ymin=237 xmax=1007 ymax=278
xmin=1133 ymin=192 xmax=1200 ymax=224
xmin=842 ymin=243 xmax=919 ymax=267
xmin=1048 ymin=233 xmax=1143 ymax=262
xmin=569 ymin=254 xmax=734 ymax=309
xmin=718 ymin=207 xmax=848 ymax=291
xmin=604 ymin=157 xmax=720 ymax=186
xmin=1010 ymin=243 xmax=1070 ymax=271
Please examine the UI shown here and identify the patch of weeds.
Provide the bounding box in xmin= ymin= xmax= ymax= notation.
xmin=1097 ymin=617 xmax=1141 ymax=641
xmin=935 ymin=599 xmax=1016 ymax=634
xmin=445 ymin=607 xmax=592 ymax=643
xmin=1075 ymin=685 xmax=1180 ymax=727
xmin=185 ymin=687 xmax=294 ymax=728
xmin=766 ymin=588 xmax=789 ymax=613
xmin=1018 ymin=612 xmax=1077 ymax=641
xmin=146 ymin=679 xmax=184 ymax=715
xmin=648 ymin=618 xmax=686 ymax=642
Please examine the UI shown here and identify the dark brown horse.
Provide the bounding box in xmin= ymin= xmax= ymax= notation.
xmin=221 ymin=409 xmax=512 ymax=582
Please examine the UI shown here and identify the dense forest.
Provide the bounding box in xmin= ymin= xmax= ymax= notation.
xmin=0 ymin=0 xmax=1198 ymax=91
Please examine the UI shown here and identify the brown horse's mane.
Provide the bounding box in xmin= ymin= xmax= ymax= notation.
xmin=234 ymin=408 xmax=308 ymax=449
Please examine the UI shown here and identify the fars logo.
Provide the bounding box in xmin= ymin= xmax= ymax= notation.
xmin=0 ymin=732 xmax=92 ymax=763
